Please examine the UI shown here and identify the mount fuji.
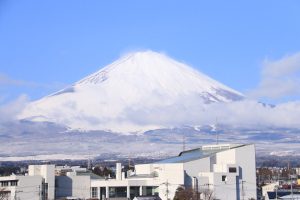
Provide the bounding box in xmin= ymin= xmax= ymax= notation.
xmin=2 ymin=51 xmax=300 ymax=160
xmin=19 ymin=51 xmax=243 ymax=133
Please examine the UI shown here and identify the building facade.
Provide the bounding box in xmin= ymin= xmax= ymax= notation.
xmin=0 ymin=165 xmax=55 ymax=200
xmin=57 ymin=143 xmax=257 ymax=200
xmin=0 ymin=143 xmax=256 ymax=200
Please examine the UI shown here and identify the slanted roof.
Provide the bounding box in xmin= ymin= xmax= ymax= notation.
xmin=155 ymin=144 xmax=246 ymax=164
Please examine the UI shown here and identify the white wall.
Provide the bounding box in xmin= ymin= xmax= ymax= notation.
xmin=153 ymin=163 xmax=184 ymax=200
xmin=135 ymin=164 xmax=153 ymax=175
xmin=28 ymin=164 xmax=55 ymax=200
xmin=17 ymin=175 xmax=43 ymax=200
xmin=56 ymin=175 xmax=91 ymax=199
xmin=183 ymin=156 xmax=211 ymax=188
xmin=234 ymin=144 xmax=257 ymax=200
xmin=135 ymin=162 xmax=185 ymax=197
xmin=213 ymin=172 xmax=238 ymax=200
xmin=0 ymin=174 xmax=44 ymax=200
xmin=197 ymin=144 xmax=256 ymax=200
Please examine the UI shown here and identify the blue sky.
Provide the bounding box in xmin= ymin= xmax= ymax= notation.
xmin=1 ymin=0 xmax=300 ymax=104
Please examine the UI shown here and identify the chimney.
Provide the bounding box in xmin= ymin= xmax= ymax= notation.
xmin=116 ymin=163 xmax=122 ymax=180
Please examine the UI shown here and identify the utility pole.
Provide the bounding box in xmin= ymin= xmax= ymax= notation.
xmin=87 ymin=158 xmax=91 ymax=170
xmin=241 ymin=180 xmax=246 ymax=200
xmin=39 ymin=185 xmax=42 ymax=200
xmin=165 ymin=180 xmax=169 ymax=200
xmin=213 ymin=118 xmax=219 ymax=145
xmin=291 ymin=173 xmax=294 ymax=200
xmin=14 ymin=190 xmax=23 ymax=200
xmin=288 ymin=161 xmax=294 ymax=200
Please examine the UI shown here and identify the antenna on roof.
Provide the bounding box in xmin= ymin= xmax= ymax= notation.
xmin=182 ymin=132 xmax=186 ymax=152
xmin=213 ymin=117 xmax=219 ymax=145
xmin=87 ymin=157 xmax=91 ymax=170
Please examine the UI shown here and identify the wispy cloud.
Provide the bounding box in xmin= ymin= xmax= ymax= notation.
xmin=0 ymin=73 xmax=37 ymax=87
xmin=0 ymin=73 xmax=67 ymax=89
xmin=0 ymin=95 xmax=29 ymax=123
xmin=249 ymin=52 xmax=300 ymax=100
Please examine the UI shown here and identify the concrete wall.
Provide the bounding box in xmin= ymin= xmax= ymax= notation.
xmin=153 ymin=163 xmax=184 ymax=200
xmin=184 ymin=157 xmax=211 ymax=175
xmin=17 ymin=175 xmax=43 ymax=200
xmin=213 ymin=172 xmax=238 ymax=200
xmin=234 ymin=144 xmax=257 ymax=200
xmin=214 ymin=144 xmax=257 ymax=200
xmin=135 ymin=164 xmax=153 ymax=175
xmin=0 ymin=174 xmax=44 ymax=200
xmin=28 ymin=164 xmax=55 ymax=200
xmin=55 ymin=175 xmax=91 ymax=199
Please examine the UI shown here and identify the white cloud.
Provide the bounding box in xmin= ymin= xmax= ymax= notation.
xmin=0 ymin=95 xmax=29 ymax=123
xmin=122 ymin=97 xmax=300 ymax=130
xmin=0 ymin=73 xmax=67 ymax=91
xmin=249 ymin=52 xmax=300 ymax=99
xmin=202 ymin=100 xmax=300 ymax=128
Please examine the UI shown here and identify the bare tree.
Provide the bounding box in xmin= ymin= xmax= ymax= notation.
xmin=0 ymin=188 xmax=10 ymax=200
xmin=201 ymin=189 xmax=215 ymax=200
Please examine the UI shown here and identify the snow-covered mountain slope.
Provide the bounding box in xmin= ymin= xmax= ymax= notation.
xmin=19 ymin=51 xmax=243 ymax=133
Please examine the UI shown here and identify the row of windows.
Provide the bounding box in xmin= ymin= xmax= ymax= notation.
xmin=91 ymin=186 xmax=159 ymax=199
xmin=0 ymin=180 xmax=18 ymax=187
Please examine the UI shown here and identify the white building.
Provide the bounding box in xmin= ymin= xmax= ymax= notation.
xmin=56 ymin=143 xmax=256 ymax=200
xmin=0 ymin=143 xmax=256 ymax=200
xmin=55 ymin=167 xmax=92 ymax=199
xmin=0 ymin=164 xmax=55 ymax=200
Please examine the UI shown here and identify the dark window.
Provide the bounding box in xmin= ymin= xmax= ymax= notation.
xmin=92 ymin=187 xmax=98 ymax=198
xmin=1 ymin=181 xmax=9 ymax=187
xmin=229 ymin=167 xmax=237 ymax=173
xmin=222 ymin=175 xmax=227 ymax=182
xmin=109 ymin=187 xmax=127 ymax=198
xmin=10 ymin=180 xmax=18 ymax=186
xmin=100 ymin=187 xmax=106 ymax=200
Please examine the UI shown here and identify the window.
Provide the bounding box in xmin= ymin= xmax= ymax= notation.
xmin=10 ymin=180 xmax=18 ymax=186
xmin=109 ymin=187 xmax=127 ymax=198
xmin=222 ymin=175 xmax=227 ymax=182
xmin=229 ymin=167 xmax=237 ymax=173
xmin=1 ymin=181 xmax=9 ymax=187
xmin=92 ymin=187 xmax=98 ymax=198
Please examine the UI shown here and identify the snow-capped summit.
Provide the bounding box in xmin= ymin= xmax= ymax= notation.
xmin=19 ymin=51 xmax=243 ymax=133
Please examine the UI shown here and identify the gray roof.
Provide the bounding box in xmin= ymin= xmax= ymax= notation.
xmin=155 ymin=144 xmax=246 ymax=164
